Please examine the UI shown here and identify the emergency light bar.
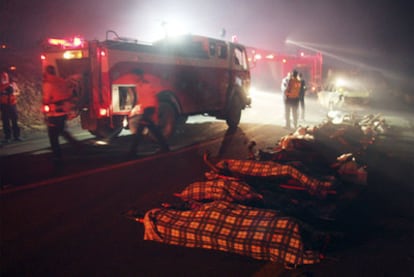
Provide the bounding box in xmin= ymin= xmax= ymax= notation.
xmin=47 ymin=36 xmax=85 ymax=49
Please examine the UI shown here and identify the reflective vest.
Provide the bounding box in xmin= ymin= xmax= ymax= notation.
xmin=285 ymin=78 xmax=301 ymax=99
xmin=0 ymin=84 xmax=17 ymax=105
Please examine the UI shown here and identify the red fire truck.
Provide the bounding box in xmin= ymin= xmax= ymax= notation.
xmin=40 ymin=31 xmax=251 ymax=139
xmin=248 ymin=48 xmax=323 ymax=94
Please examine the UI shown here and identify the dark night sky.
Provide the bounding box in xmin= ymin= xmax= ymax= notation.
xmin=1 ymin=0 xmax=413 ymax=81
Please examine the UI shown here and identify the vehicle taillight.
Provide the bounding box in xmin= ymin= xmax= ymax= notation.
xmin=99 ymin=108 xmax=108 ymax=116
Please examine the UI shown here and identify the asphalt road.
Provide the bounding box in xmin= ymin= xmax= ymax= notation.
xmin=0 ymin=122 xmax=295 ymax=276
xmin=1 ymin=92 xmax=413 ymax=276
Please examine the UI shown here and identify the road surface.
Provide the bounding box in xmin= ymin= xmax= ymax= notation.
xmin=1 ymin=91 xmax=413 ymax=276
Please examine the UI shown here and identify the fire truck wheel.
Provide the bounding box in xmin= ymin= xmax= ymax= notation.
xmin=156 ymin=101 xmax=177 ymax=139
xmin=226 ymin=95 xmax=242 ymax=129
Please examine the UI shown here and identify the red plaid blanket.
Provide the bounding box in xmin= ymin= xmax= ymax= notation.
xmin=177 ymin=179 xmax=263 ymax=203
xmin=215 ymin=159 xmax=334 ymax=197
xmin=143 ymin=201 xmax=321 ymax=266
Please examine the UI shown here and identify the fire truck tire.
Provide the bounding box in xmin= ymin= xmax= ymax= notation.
xmin=156 ymin=101 xmax=177 ymax=139
xmin=226 ymin=95 xmax=242 ymax=129
xmin=89 ymin=116 xmax=124 ymax=139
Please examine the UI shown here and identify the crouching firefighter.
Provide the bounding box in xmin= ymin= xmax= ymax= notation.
xmin=42 ymin=65 xmax=81 ymax=164
xmin=127 ymin=70 xmax=170 ymax=157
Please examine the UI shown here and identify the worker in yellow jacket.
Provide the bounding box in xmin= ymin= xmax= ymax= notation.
xmin=0 ymin=71 xmax=21 ymax=143
xmin=282 ymin=69 xmax=301 ymax=129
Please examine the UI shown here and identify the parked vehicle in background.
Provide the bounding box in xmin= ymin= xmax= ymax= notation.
xmin=248 ymin=48 xmax=323 ymax=95
xmin=318 ymin=69 xmax=374 ymax=109
xmin=41 ymin=31 xmax=251 ymax=139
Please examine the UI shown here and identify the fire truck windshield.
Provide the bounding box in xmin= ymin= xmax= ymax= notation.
xmin=55 ymin=59 xmax=89 ymax=79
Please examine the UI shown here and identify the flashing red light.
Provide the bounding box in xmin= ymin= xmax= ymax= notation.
xmin=254 ymin=53 xmax=262 ymax=60
xmin=73 ymin=37 xmax=82 ymax=47
xmin=300 ymin=52 xmax=305 ymax=57
xmin=43 ymin=105 xmax=50 ymax=113
xmin=48 ymin=36 xmax=84 ymax=49
xmin=282 ymin=59 xmax=287 ymax=63
xmin=40 ymin=54 xmax=46 ymax=60
xmin=100 ymin=50 xmax=106 ymax=57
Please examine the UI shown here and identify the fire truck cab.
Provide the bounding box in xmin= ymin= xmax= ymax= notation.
xmin=41 ymin=32 xmax=251 ymax=139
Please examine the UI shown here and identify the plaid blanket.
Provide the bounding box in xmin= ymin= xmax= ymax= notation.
xmin=215 ymin=159 xmax=334 ymax=197
xmin=143 ymin=201 xmax=321 ymax=266
xmin=177 ymin=179 xmax=263 ymax=203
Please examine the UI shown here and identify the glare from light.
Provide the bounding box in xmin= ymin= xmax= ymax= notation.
xmin=63 ymin=52 xmax=71 ymax=59
xmin=249 ymin=86 xmax=257 ymax=99
xmin=335 ymin=78 xmax=346 ymax=87
xmin=284 ymin=38 xmax=396 ymax=79
xmin=73 ymin=37 xmax=82 ymax=47
xmin=327 ymin=110 xmax=344 ymax=124
xmin=153 ymin=19 xmax=190 ymax=40
xmin=123 ymin=117 xmax=128 ymax=128
xmin=95 ymin=140 xmax=109 ymax=146
xmin=99 ymin=108 xmax=108 ymax=116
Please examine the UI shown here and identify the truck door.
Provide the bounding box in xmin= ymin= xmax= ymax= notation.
xmin=229 ymin=45 xmax=250 ymax=104
xmin=205 ymin=41 xmax=230 ymax=111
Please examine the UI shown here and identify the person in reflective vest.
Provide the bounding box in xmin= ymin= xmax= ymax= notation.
xmin=0 ymin=71 xmax=21 ymax=143
xmin=282 ymin=69 xmax=301 ymax=129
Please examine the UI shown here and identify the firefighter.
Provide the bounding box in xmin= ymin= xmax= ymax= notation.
xmin=42 ymin=65 xmax=81 ymax=164
xmin=298 ymin=73 xmax=307 ymax=121
xmin=0 ymin=71 xmax=21 ymax=143
xmin=282 ymin=70 xmax=301 ymax=129
xmin=280 ymin=72 xmax=291 ymax=93
xmin=127 ymin=70 xmax=170 ymax=157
